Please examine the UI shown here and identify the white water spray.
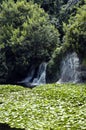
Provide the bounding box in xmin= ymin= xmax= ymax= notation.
xmin=32 ymin=62 xmax=47 ymax=85
xmin=57 ymin=52 xmax=80 ymax=83
xmin=18 ymin=62 xmax=47 ymax=86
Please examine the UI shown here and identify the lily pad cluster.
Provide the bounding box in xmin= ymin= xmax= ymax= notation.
xmin=0 ymin=84 xmax=86 ymax=130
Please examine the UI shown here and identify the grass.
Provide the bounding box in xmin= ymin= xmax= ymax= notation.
xmin=0 ymin=83 xmax=86 ymax=130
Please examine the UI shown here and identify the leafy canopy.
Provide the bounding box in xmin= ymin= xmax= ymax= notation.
xmin=63 ymin=3 xmax=86 ymax=56
xmin=0 ymin=0 xmax=60 ymax=83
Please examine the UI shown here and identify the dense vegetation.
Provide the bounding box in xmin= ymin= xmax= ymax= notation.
xmin=47 ymin=0 xmax=86 ymax=82
xmin=0 ymin=0 xmax=60 ymax=83
xmin=65 ymin=7 xmax=86 ymax=56
xmin=0 ymin=0 xmax=86 ymax=83
xmin=0 ymin=84 xmax=86 ymax=129
xmin=0 ymin=1 xmax=86 ymax=129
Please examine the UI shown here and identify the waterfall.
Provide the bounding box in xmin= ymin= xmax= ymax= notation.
xmin=57 ymin=52 xmax=80 ymax=83
xmin=18 ymin=62 xmax=47 ymax=87
xmin=32 ymin=62 xmax=47 ymax=85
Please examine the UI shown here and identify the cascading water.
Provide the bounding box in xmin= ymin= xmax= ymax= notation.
xmin=32 ymin=62 xmax=47 ymax=85
xmin=18 ymin=62 xmax=47 ymax=87
xmin=57 ymin=52 xmax=80 ymax=83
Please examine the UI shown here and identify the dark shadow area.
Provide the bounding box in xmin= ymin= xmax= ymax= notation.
xmin=16 ymin=82 xmax=37 ymax=89
xmin=0 ymin=82 xmax=37 ymax=89
xmin=0 ymin=123 xmax=25 ymax=130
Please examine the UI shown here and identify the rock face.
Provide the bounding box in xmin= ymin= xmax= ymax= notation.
xmin=56 ymin=52 xmax=86 ymax=83
xmin=80 ymin=65 xmax=86 ymax=82
xmin=57 ymin=52 xmax=81 ymax=83
xmin=47 ymin=51 xmax=86 ymax=84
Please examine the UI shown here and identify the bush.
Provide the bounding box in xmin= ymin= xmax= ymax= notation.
xmin=0 ymin=0 xmax=60 ymax=83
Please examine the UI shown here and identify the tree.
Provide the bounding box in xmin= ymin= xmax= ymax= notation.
xmin=25 ymin=0 xmax=85 ymax=41
xmin=63 ymin=3 xmax=86 ymax=57
xmin=0 ymin=0 xmax=60 ymax=83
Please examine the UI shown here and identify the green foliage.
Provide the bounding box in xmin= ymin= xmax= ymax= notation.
xmin=0 ymin=84 xmax=86 ymax=129
xmin=30 ymin=0 xmax=85 ymax=40
xmin=47 ymin=47 xmax=62 ymax=82
xmin=63 ymin=3 xmax=86 ymax=57
xmin=0 ymin=0 xmax=60 ymax=83
xmin=47 ymin=45 xmax=70 ymax=83
xmin=46 ymin=0 xmax=86 ymax=83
